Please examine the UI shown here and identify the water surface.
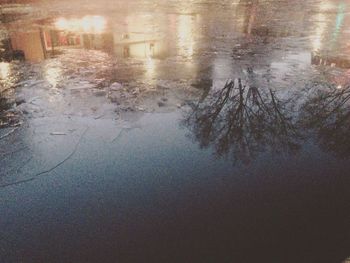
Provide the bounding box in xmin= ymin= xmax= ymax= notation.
xmin=1 ymin=0 xmax=350 ymax=262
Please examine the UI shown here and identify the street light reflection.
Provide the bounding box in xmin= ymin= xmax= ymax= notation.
xmin=319 ymin=1 xmax=334 ymax=12
xmin=0 ymin=62 xmax=10 ymax=80
xmin=177 ymin=15 xmax=195 ymax=59
xmin=312 ymin=13 xmax=327 ymax=51
xmin=45 ymin=65 xmax=61 ymax=88
xmin=144 ymin=56 xmax=157 ymax=85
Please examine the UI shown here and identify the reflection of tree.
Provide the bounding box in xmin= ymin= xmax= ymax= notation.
xmin=301 ymin=85 xmax=350 ymax=157
xmin=183 ymin=78 xmax=301 ymax=164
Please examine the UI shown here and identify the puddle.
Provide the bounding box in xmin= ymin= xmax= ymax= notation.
xmin=1 ymin=0 xmax=350 ymax=262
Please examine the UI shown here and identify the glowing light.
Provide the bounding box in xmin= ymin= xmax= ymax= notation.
xmin=55 ymin=18 xmax=69 ymax=30
xmin=45 ymin=66 xmax=61 ymax=88
xmin=55 ymin=16 xmax=106 ymax=33
xmin=0 ymin=62 xmax=10 ymax=79
xmin=312 ymin=13 xmax=327 ymax=51
xmin=177 ymin=15 xmax=195 ymax=58
xmin=81 ymin=16 xmax=106 ymax=33
xmin=320 ymin=1 xmax=334 ymax=11
xmin=146 ymin=57 xmax=155 ymax=71
xmin=144 ymin=56 xmax=156 ymax=83
xmin=337 ymin=85 xmax=342 ymax=89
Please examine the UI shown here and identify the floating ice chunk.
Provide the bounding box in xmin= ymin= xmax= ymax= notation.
xmin=110 ymin=82 xmax=123 ymax=91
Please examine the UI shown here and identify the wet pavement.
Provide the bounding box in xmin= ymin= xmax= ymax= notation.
xmin=1 ymin=0 xmax=350 ymax=262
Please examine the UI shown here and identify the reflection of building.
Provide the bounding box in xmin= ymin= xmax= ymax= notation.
xmin=237 ymin=0 xmax=307 ymax=37
xmin=82 ymin=33 xmax=114 ymax=53
xmin=2 ymin=13 xmax=170 ymax=62
xmin=10 ymin=30 xmax=46 ymax=62
xmin=1 ymin=9 xmax=198 ymax=63
xmin=311 ymin=52 xmax=350 ymax=89
xmin=114 ymin=38 xmax=165 ymax=59
xmin=111 ymin=13 xmax=168 ymax=59
xmin=312 ymin=52 xmax=350 ymax=69
xmin=3 ymin=27 xmax=114 ymax=62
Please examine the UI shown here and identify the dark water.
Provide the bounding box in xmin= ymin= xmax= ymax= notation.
xmin=1 ymin=0 xmax=350 ymax=262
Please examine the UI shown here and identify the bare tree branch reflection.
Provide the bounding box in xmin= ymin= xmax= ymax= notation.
xmin=301 ymin=85 xmax=350 ymax=158
xmin=183 ymin=78 xmax=301 ymax=164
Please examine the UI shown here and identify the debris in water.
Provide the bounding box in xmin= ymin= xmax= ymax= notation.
xmin=94 ymin=114 xmax=105 ymax=119
xmin=110 ymin=82 xmax=123 ymax=91
xmin=50 ymin=132 xmax=67 ymax=136
xmin=158 ymin=101 xmax=166 ymax=107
